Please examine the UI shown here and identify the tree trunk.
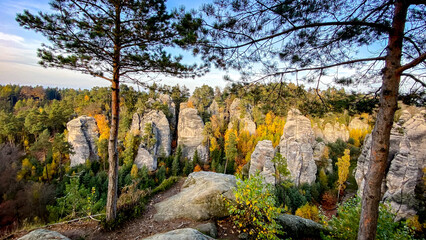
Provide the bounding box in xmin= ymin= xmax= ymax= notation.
xmin=106 ymin=77 xmax=119 ymax=222
xmin=357 ymin=1 xmax=408 ymax=239
xmin=106 ymin=3 xmax=121 ymax=222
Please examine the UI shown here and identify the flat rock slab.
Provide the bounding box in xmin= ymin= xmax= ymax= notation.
xmin=142 ymin=228 xmax=215 ymax=240
xmin=18 ymin=229 xmax=70 ymax=240
xmin=154 ymin=171 xmax=236 ymax=221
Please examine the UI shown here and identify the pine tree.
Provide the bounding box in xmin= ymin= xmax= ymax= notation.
xmin=17 ymin=0 xmax=206 ymax=221
xmin=201 ymin=1 xmax=425 ymax=238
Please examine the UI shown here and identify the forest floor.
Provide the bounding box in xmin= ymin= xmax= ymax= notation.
xmin=6 ymin=178 xmax=240 ymax=240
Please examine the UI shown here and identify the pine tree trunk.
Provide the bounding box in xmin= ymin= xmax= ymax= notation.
xmin=106 ymin=77 xmax=119 ymax=222
xmin=357 ymin=1 xmax=408 ymax=239
xmin=106 ymin=3 xmax=121 ymax=222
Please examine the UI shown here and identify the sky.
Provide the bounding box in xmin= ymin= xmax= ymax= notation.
xmin=0 ymin=0 xmax=386 ymax=94
xmin=0 ymin=0 xmax=234 ymax=93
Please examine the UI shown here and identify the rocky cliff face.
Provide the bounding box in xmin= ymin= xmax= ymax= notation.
xmin=178 ymin=107 xmax=208 ymax=163
xmin=131 ymin=110 xmax=171 ymax=170
xmin=228 ymin=98 xmax=256 ymax=135
xmin=159 ymin=93 xmax=176 ymax=128
xmin=355 ymin=110 xmax=426 ymax=219
xmin=322 ymin=122 xmax=349 ymax=143
xmin=134 ymin=122 xmax=161 ymax=171
xmin=208 ymin=99 xmax=219 ymax=116
xmin=249 ymin=140 xmax=276 ymax=185
xmin=279 ymin=109 xmax=316 ymax=185
xmin=67 ymin=116 xmax=99 ymax=167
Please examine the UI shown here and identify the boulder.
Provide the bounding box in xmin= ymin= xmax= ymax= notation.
xmin=322 ymin=122 xmax=349 ymax=143
xmin=177 ymin=107 xmax=208 ymax=163
xmin=195 ymin=222 xmax=218 ymax=238
xmin=18 ymin=229 xmax=70 ymax=240
xmin=228 ymin=98 xmax=256 ymax=135
xmin=279 ymin=109 xmax=316 ymax=185
xmin=67 ymin=116 xmax=99 ymax=167
xmin=355 ymin=111 xmax=426 ymax=219
xmin=154 ymin=171 xmax=236 ymax=221
xmin=249 ymin=140 xmax=276 ymax=185
xmin=143 ymin=228 xmax=214 ymax=240
xmin=276 ymin=214 xmax=328 ymax=239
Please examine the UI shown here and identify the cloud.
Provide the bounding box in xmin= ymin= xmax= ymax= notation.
xmin=0 ymin=32 xmax=24 ymax=44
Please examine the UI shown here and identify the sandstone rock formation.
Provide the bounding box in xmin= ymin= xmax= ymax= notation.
xmin=134 ymin=123 xmax=160 ymax=171
xmin=279 ymin=109 xmax=316 ymax=185
xmin=131 ymin=110 xmax=171 ymax=156
xmin=177 ymin=107 xmax=208 ymax=163
xmin=131 ymin=109 xmax=172 ymax=171
xmin=154 ymin=171 xmax=236 ymax=221
xmin=208 ymin=100 xmax=220 ymax=116
xmin=228 ymin=98 xmax=256 ymax=135
xmin=322 ymin=122 xmax=349 ymax=143
xmin=18 ymin=229 xmax=70 ymax=240
xmin=67 ymin=116 xmax=99 ymax=167
xmin=143 ymin=228 xmax=214 ymax=240
xmin=276 ymin=214 xmax=328 ymax=239
xmin=249 ymin=140 xmax=276 ymax=185
xmin=159 ymin=93 xmax=176 ymax=128
xmin=355 ymin=110 xmax=426 ymax=219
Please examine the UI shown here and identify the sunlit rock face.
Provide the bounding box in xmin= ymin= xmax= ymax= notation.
xmin=249 ymin=140 xmax=276 ymax=185
xmin=279 ymin=109 xmax=316 ymax=185
xmin=356 ymin=110 xmax=426 ymax=219
xmin=67 ymin=116 xmax=99 ymax=167
xmin=177 ymin=107 xmax=208 ymax=163
xmin=322 ymin=122 xmax=349 ymax=143
xmin=227 ymin=98 xmax=256 ymax=135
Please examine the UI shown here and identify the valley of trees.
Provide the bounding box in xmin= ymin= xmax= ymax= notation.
xmin=0 ymin=82 xmax=424 ymax=239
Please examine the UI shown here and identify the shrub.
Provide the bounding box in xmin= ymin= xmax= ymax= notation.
xmin=151 ymin=176 xmax=181 ymax=195
xmin=226 ymin=174 xmax=283 ymax=239
xmin=295 ymin=203 xmax=320 ymax=222
xmin=321 ymin=197 xmax=414 ymax=240
xmin=321 ymin=190 xmax=337 ymax=210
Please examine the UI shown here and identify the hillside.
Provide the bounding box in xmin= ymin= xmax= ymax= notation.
xmin=0 ymin=83 xmax=424 ymax=239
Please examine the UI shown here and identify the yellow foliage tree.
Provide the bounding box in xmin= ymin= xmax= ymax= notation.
xmin=130 ymin=164 xmax=138 ymax=179
xmin=94 ymin=114 xmax=110 ymax=141
xmin=17 ymin=158 xmax=33 ymax=181
xmin=349 ymin=127 xmax=371 ymax=147
xmin=254 ymin=111 xmax=285 ymax=147
xmin=187 ymin=100 xmax=195 ymax=108
xmin=210 ymin=137 xmax=220 ymax=152
xmin=336 ymin=149 xmax=351 ymax=199
xmin=295 ymin=203 xmax=320 ymax=222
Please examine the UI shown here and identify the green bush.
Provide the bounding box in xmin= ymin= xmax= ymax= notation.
xmin=226 ymin=174 xmax=283 ymax=239
xmin=152 ymin=176 xmax=181 ymax=195
xmin=321 ymin=197 xmax=414 ymax=240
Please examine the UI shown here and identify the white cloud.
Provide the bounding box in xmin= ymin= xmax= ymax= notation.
xmin=0 ymin=32 xmax=25 ymax=44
